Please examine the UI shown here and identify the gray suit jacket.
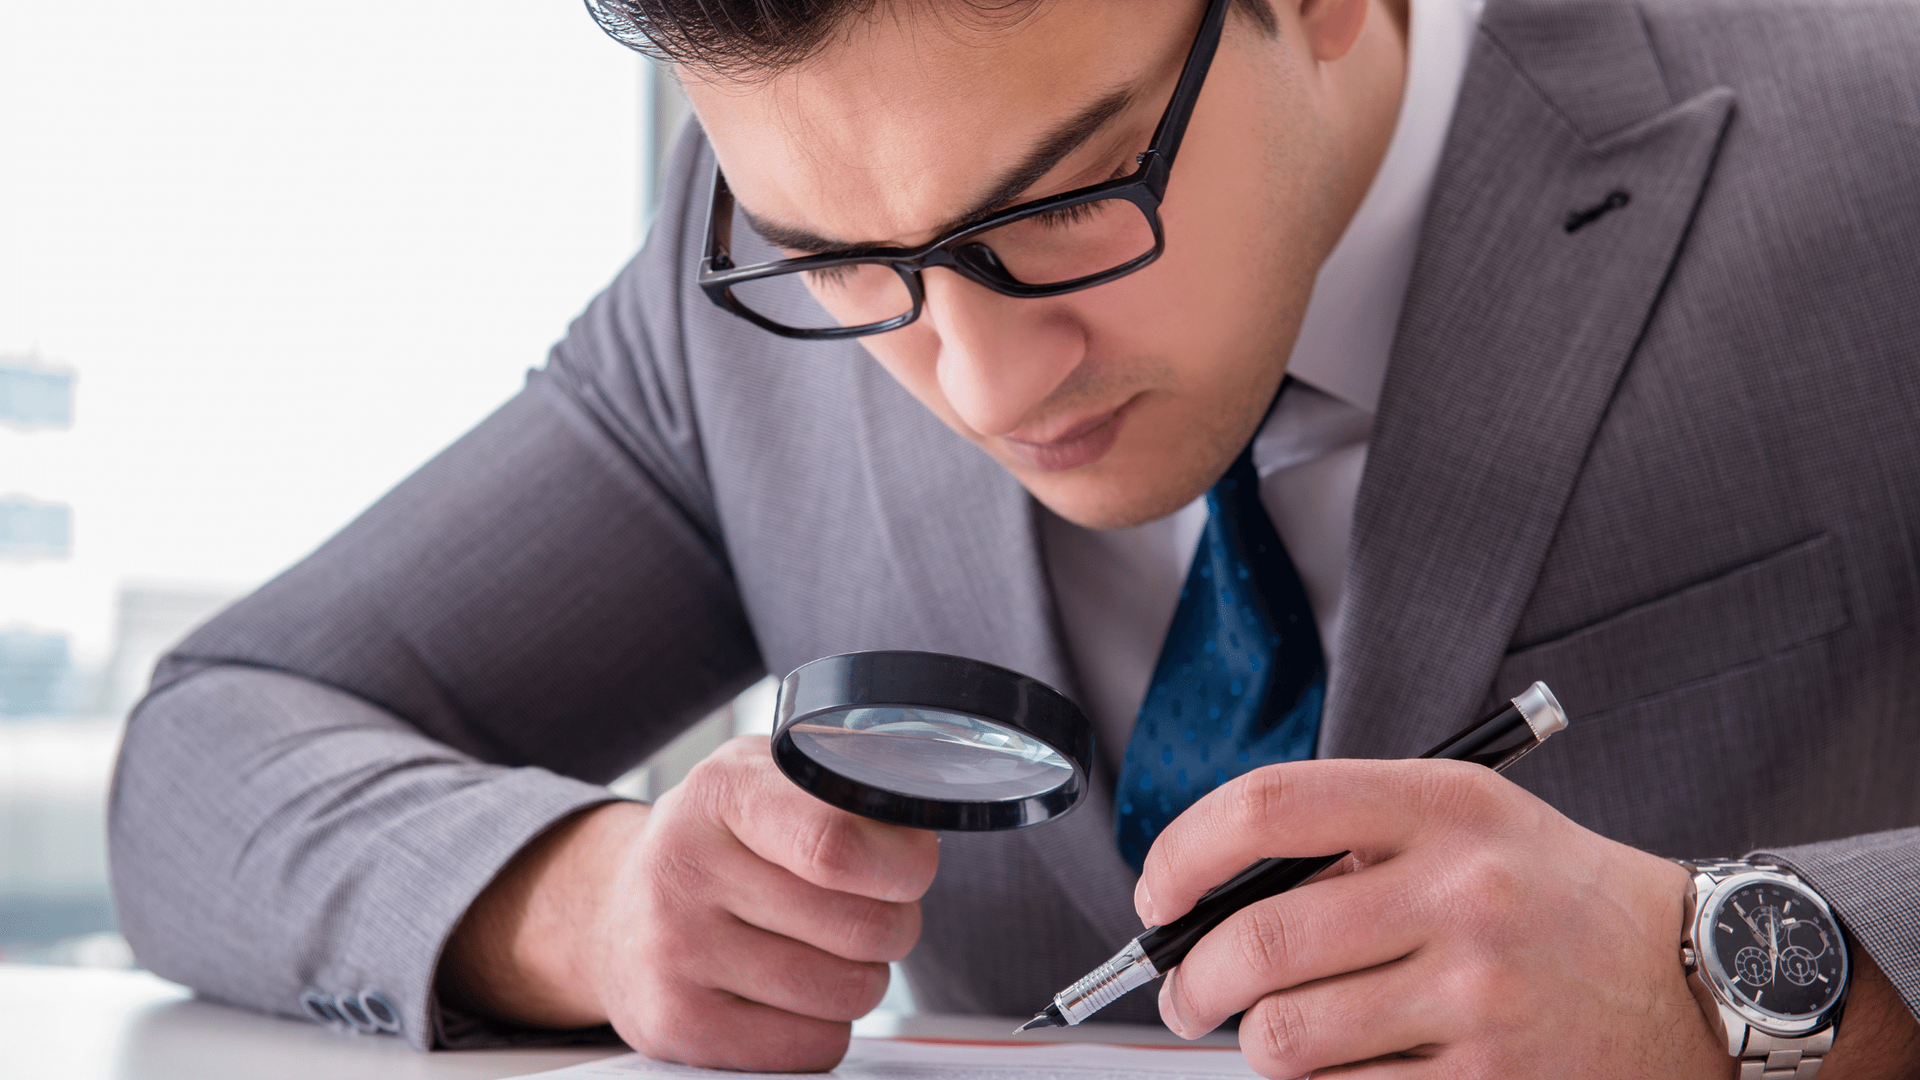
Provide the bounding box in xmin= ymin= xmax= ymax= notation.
xmin=110 ymin=0 xmax=1920 ymax=1049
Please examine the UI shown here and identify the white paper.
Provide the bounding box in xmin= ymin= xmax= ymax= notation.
xmin=506 ymin=1037 xmax=1262 ymax=1080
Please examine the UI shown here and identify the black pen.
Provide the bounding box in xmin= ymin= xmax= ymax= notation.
xmin=1017 ymin=681 xmax=1569 ymax=1031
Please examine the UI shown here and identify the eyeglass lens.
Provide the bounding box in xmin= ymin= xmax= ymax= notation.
xmin=725 ymin=196 xmax=1157 ymax=334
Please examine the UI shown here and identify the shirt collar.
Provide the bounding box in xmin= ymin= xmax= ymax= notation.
xmin=1280 ymin=0 xmax=1483 ymax=417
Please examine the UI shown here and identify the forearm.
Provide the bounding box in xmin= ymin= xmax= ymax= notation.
xmin=110 ymin=667 xmax=621 ymax=1049
xmin=439 ymin=801 xmax=651 ymax=1029
xmin=1825 ymin=949 xmax=1920 ymax=1079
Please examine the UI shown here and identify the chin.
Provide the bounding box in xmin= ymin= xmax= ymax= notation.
xmin=1012 ymin=422 xmax=1240 ymax=529
xmin=1020 ymin=468 xmax=1204 ymax=530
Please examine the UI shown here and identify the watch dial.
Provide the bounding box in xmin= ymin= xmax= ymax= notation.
xmin=1708 ymin=881 xmax=1846 ymax=1020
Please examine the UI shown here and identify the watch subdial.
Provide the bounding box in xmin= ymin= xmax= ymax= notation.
xmin=1734 ymin=946 xmax=1772 ymax=986
xmin=1780 ymin=946 xmax=1821 ymax=987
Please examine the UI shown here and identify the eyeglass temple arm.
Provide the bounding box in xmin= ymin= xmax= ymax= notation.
xmin=703 ymin=168 xmax=738 ymax=270
xmin=1140 ymin=0 xmax=1233 ymax=177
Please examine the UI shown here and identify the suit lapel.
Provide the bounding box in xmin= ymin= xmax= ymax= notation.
xmin=849 ymin=363 xmax=1144 ymax=937
xmin=1322 ymin=0 xmax=1736 ymax=758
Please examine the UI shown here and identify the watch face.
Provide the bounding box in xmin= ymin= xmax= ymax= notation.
xmin=1706 ymin=880 xmax=1846 ymax=1021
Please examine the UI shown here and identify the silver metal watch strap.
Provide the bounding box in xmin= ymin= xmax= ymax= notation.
xmin=1738 ymin=1028 xmax=1834 ymax=1080
xmin=1681 ymin=859 xmax=1835 ymax=1080
xmin=1684 ymin=858 xmax=1780 ymax=879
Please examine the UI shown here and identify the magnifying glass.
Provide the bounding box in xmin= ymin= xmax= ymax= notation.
xmin=771 ymin=651 xmax=1095 ymax=831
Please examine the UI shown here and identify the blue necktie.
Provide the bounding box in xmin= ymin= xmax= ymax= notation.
xmin=1114 ymin=442 xmax=1326 ymax=872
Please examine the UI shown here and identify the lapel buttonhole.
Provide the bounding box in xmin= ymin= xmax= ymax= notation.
xmin=1564 ymin=190 xmax=1633 ymax=233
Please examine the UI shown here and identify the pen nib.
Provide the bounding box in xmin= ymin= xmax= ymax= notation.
xmin=1015 ymin=1005 xmax=1067 ymax=1033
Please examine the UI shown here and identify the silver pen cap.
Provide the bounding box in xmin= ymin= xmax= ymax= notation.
xmin=1512 ymin=681 xmax=1568 ymax=741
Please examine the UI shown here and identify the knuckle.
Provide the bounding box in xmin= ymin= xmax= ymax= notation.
xmin=1409 ymin=760 xmax=1481 ymax=819
xmin=1231 ymin=902 xmax=1297 ymax=979
xmin=679 ymin=747 xmax=729 ymax=788
xmin=1449 ymin=847 xmax=1524 ymax=919
xmin=623 ymin=985 xmax=711 ymax=1065
xmin=786 ymin=957 xmax=887 ymax=1022
xmin=641 ymin=821 xmax=721 ymax=899
xmin=615 ymin=949 xmax=853 ymax=1072
xmin=646 ymin=913 xmax=715 ymax=978
xmin=1243 ymin=992 xmax=1315 ymax=1075
xmin=796 ymin=813 xmax=865 ymax=886
xmin=673 ymin=756 xmax=737 ymax=817
xmin=1456 ymin=962 xmax=1523 ymax=1031
xmin=1232 ymin=766 xmax=1292 ymax=833
xmin=779 ymin=1021 xmax=854 ymax=1073
xmin=1150 ymin=768 xmax=1284 ymax=879
xmin=840 ymin=961 xmax=892 ymax=1017
xmin=684 ymin=739 xmax=774 ymax=805
xmin=841 ymin=898 xmax=919 ymax=962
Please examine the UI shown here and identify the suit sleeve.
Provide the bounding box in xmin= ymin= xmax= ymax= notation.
xmin=1755 ymin=829 xmax=1920 ymax=1024
xmin=106 ymin=122 xmax=762 ymax=1049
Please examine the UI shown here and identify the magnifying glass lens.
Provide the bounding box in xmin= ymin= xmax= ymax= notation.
xmin=789 ymin=707 xmax=1073 ymax=801
xmin=773 ymin=651 xmax=1092 ymax=830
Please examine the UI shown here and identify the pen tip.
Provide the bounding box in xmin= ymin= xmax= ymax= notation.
xmin=1015 ymin=1006 xmax=1066 ymax=1033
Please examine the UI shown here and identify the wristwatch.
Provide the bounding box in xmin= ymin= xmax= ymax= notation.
xmin=1678 ymin=859 xmax=1850 ymax=1079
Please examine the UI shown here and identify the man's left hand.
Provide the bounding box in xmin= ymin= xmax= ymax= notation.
xmin=1135 ymin=758 xmax=1725 ymax=1077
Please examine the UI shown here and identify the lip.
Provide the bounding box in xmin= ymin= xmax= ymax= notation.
xmin=999 ymin=397 xmax=1138 ymax=473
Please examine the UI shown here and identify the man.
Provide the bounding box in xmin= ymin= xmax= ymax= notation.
xmin=109 ymin=0 xmax=1920 ymax=1075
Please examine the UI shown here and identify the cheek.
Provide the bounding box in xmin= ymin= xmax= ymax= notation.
xmin=1157 ymin=175 xmax=1316 ymax=346
xmin=1142 ymin=44 xmax=1338 ymax=364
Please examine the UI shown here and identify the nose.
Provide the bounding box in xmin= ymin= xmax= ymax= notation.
xmin=919 ymin=268 xmax=1087 ymax=439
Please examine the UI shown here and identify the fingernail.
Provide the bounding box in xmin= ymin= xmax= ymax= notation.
xmin=1158 ymin=970 xmax=1192 ymax=1039
xmin=1134 ymin=878 xmax=1155 ymax=925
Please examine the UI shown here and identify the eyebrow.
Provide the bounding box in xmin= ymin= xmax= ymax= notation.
xmin=739 ymin=85 xmax=1140 ymax=255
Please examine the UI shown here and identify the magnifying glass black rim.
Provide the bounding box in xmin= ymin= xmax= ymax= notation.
xmin=771 ymin=650 xmax=1094 ymax=831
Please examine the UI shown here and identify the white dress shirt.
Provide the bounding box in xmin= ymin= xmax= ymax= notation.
xmin=1042 ymin=0 xmax=1483 ymax=768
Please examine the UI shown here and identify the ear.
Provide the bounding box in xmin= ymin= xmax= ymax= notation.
xmin=1296 ymin=0 xmax=1374 ymax=62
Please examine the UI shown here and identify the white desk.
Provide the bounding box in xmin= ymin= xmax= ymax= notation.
xmin=2 ymin=964 xmax=1233 ymax=1079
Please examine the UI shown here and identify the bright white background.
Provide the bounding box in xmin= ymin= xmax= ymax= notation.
xmin=1 ymin=0 xmax=645 ymax=659
xmin=0 ymin=0 xmax=684 ymax=965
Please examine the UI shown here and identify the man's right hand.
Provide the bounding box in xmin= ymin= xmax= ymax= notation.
xmin=438 ymin=735 xmax=939 ymax=1070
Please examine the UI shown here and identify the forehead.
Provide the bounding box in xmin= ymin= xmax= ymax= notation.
xmin=682 ymin=0 xmax=1193 ymax=246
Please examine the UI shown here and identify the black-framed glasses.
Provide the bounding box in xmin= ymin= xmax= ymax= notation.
xmin=697 ymin=0 xmax=1232 ymax=340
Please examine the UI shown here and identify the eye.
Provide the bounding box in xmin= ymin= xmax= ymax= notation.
xmin=1026 ymin=201 xmax=1106 ymax=229
xmin=805 ymin=264 xmax=855 ymax=287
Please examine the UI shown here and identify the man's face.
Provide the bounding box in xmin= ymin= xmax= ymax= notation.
xmin=686 ymin=0 xmax=1401 ymax=528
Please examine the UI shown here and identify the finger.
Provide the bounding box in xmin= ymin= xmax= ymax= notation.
xmin=1136 ymin=758 xmax=1506 ymax=924
xmin=615 ymin=984 xmax=853 ymax=1072
xmin=1159 ymin=856 xmax=1431 ymax=1038
xmin=1311 ymin=851 xmax=1365 ymax=882
xmin=696 ymin=737 xmax=941 ymax=903
xmin=717 ymin=835 xmax=922 ymax=962
xmin=1306 ymin=1055 xmax=1433 ymax=1079
xmin=694 ymin=914 xmax=893 ymax=1023
xmin=1226 ymin=952 xmax=1456 ymax=1080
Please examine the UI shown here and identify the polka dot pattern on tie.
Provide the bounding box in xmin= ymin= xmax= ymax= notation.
xmin=1115 ymin=443 xmax=1326 ymax=872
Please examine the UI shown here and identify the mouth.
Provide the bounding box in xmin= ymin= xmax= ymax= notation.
xmin=999 ymin=396 xmax=1140 ymax=473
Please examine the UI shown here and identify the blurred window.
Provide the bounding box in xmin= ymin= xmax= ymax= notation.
xmin=0 ymin=2 xmax=709 ymax=967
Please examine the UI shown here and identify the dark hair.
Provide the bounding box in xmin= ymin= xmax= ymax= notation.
xmin=585 ymin=0 xmax=1275 ymax=76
